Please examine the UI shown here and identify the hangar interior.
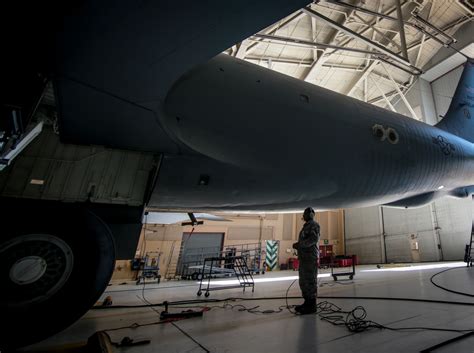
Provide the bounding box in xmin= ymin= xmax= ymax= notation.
xmin=2 ymin=0 xmax=474 ymax=352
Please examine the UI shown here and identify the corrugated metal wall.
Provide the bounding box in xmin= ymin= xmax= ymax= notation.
xmin=431 ymin=65 xmax=464 ymax=121
xmin=345 ymin=199 xmax=471 ymax=264
xmin=433 ymin=197 xmax=473 ymax=260
xmin=345 ymin=206 xmax=384 ymax=264
xmin=346 ymin=64 xmax=472 ymax=264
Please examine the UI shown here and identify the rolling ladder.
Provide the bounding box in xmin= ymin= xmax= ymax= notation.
xmin=196 ymin=255 xmax=255 ymax=297
xmin=164 ymin=241 xmax=181 ymax=280
xmin=465 ymin=226 xmax=473 ymax=267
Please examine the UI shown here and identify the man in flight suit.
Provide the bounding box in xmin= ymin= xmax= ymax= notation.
xmin=292 ymin=207 xmax=320 ymax=314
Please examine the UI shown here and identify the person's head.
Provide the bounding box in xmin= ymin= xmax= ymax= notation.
xmin=303 ymin=207 xmax=315 ymax=222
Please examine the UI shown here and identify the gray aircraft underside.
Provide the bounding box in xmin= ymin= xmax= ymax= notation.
xmin=54 ymin=1 xmax=474 ymax=212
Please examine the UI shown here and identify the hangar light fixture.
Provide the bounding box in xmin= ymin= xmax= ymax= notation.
xmin=206 ymin=273 xmax=331 ymax=285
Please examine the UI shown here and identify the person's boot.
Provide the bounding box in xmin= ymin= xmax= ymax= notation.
xmin=294 ymin=298 xmax=308 ymax=313
xmin=297 ymin=298 xmax=317 ymax=315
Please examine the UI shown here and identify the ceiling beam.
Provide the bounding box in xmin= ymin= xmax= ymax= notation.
xmin=251 ymin=34 xmax=378 ymax=55
xmin=369 ymin=89 xmax=399 ymax=104
xmin=302 ymin=7 xmax=412 ymax=67
xmin=395 ymin=0 xmax=409 ymax=59
xmin=345 ymin=60 xmax=379 ymax=96
xmin=406 ymin=16 xmax=471 ymax=53
xmin=343 ymin=2 xmax=417 ymax=97
xmin=303 ymin=2 xmax=358 ymax=82
xmin=245 ymin=56 xmax=367 ymax=71
xmin=352 ymin=13 xmax=401 ymax=50
xmin=369 ymin=75 xmax=397 ymax=112
xmin=244 ymin=11 xmax=306 ymax=57
xmin=381 ymin=63 xmax=419 ymax=120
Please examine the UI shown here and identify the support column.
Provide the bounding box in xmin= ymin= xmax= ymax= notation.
xmin=418 ymin=78 xmax=438 ymax=125
xmin=396 ymin=0 xmax=408 ymax=59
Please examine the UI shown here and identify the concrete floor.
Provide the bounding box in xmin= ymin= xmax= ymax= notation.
xmin=25 ymin=262 xmax=474 ymax=353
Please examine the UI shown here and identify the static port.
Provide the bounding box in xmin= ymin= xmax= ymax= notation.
xmin=387 ymin=128 xmax=399 ymax=144
xmin=372 ymin=124 xmax=386 ymax=141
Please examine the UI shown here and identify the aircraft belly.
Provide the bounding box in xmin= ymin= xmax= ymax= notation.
xmin=149 ymin=154 xmax=339 ymax=211
xmin=150 ymin=55 xmax=474 ymax=211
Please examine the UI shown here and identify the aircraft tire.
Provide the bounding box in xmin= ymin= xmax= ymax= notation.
xmin=0 ymin=205 xmax=115 ymax=350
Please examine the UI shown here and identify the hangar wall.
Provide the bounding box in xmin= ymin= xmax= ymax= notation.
xmin=346 ymin=60 xmax=473 ymax=264
xmin=345 ymin=198 xmax=472 ymax=264
xmin=431 ymin=65 xmax=464 ymax=120
xmin=111 ymin=210 xmax=344 ymax=281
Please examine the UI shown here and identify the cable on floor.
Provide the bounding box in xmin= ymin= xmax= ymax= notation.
xmin=430 ymin=266 xmax=474 ymax=298
xmin=92 ymin=288 xmax=474 ymax=353
xmin=92 ymin=295 xmax=474 ymax=310
xmin=171 ymin=321 xmax=210 ymax=353
xmin=419 ymin=331 xmax=474 ymax=353
xmin=99 ymin=298 xmax=474 ymax=336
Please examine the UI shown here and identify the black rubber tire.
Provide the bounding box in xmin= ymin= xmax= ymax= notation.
xmin=0 ymin=205 xmax=115 ymax=350
xmin=191 ymin=272 xmax=198 ymax=281
xmin=197 ymin=290 xmax=202 ymax=296
xmin=205 ymin=292 xmax=210 ymax=297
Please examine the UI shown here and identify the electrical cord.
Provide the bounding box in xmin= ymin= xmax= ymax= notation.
xmin=96 ymin=265 xmax=474 ymax=351
xmin=430 ymin=266 xmax=474 ymax=298
xmin=95 ymin=279 xmax=474 ymax=353
xmin=419 ymin=331 xmax=474 ymax=353
xmin=171 ymin=322 xmax=210 ymax=353
xmin=285 ymin=279 xmax=298 ymax=314
xmin=92 ymin=294 xmax=474 ymax=310
xmin=110 ymin=298 xmax=474 ymax=334
xmin=281 ymin=278 xmax=474 ymax=334
xmin=137 ymin=286 xmax=212 ymax=352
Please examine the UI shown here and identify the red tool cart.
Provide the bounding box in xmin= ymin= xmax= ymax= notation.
xmin=331 ymin=255 xmax=356 ymax=280
xmin=288 ymin=257 xmax=299 ymax=271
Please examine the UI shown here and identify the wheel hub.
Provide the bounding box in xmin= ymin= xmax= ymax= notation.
xmin=0 ymin=234 xmax=74 ymax=306
xmin=9 ymin=256 xmax=48 ymax=285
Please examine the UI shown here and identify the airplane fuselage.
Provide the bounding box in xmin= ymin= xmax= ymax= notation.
xmin=150 ymin=54 xmax=474 ymax=211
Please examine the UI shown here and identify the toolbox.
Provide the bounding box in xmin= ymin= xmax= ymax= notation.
xmin=331 ymin=255 xmax=356 ymax=280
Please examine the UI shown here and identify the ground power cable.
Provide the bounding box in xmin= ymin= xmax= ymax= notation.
xmin=170 ymin=321 xmax=211 ymax=353
xmin=136 ymin=290 xmax=211 ymax=352
xmin=96 ymin=290 xmax=474 ymax=337
xmin=97 ymin=265 xmax=474 ymax=349
xmin=93 ymin=295 xmax=474 ymax=310
xmin=429 ymin=266 xmax=474 ymax=298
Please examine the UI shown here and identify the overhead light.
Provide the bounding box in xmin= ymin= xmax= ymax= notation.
xmin=437 ymin=185 xmax=444 ymax=190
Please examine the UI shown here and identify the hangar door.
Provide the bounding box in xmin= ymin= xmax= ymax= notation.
xmin=383 ymin=206 xmax=440 ymax=263
xmin=177 ymin=232 xmax=224 ymax=277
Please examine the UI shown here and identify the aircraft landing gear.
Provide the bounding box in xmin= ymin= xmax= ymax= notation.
xmin=0 ymin=204 xmax=116 ymax=350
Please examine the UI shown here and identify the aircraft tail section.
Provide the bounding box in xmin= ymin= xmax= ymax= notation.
xmin=435 ymin=59 xmax=474 ymax=143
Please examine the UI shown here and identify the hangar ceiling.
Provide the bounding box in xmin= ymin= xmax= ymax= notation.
xmin=226 ymin=0 xmax=473 ymax=119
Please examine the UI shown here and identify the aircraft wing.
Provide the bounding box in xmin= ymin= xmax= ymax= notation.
xmin=54 ymin=0 xmax=309 ymax=152
xmin=144 ymin=212 xmax=230 ymax=225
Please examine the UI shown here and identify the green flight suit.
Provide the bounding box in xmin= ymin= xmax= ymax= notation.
xmin=297 ymin=219 xmax=320 ymax=300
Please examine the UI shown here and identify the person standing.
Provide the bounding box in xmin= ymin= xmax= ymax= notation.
xmin=292 ymin=207 xmax=320 ymax=314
